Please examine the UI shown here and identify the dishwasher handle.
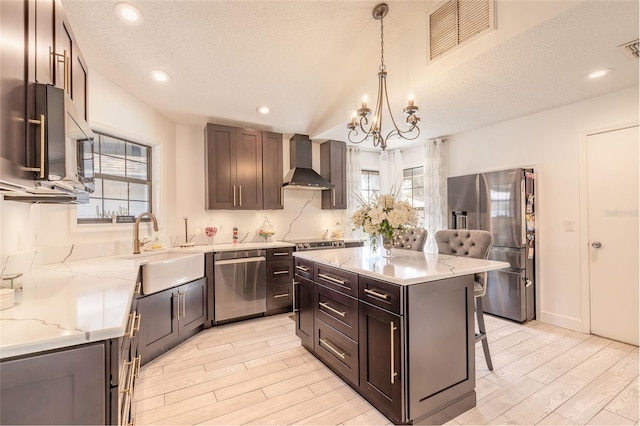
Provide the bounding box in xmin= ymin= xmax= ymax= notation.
xmin=214 ymin=256 xmax=265 ymax=266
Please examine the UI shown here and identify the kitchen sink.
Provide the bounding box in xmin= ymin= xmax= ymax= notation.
xmin=128 ymin=251 xmax=205 ymax=294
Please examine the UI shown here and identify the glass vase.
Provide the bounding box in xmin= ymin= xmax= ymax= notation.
xmin=381 ymin=234 xmax=394 ymax=258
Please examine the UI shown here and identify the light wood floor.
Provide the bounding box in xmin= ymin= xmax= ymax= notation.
xmin=133 ymin=313 xmax=639 ymax=425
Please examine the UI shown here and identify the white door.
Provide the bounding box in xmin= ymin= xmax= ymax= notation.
xmin=587 ymin=125 xmax=639 ymax=345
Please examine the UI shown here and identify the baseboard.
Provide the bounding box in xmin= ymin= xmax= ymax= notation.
xmin=538 ymin=310 xmax=584 ymax=332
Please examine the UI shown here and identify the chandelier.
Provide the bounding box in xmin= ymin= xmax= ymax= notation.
xmin=347 ymin=3 xmax=420 ymax=151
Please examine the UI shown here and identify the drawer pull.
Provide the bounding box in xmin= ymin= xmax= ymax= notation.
xmin=391 ymin=321 xmax=398 ymax=384
xmin=273 ymin=292 xmax=290 ymax=299
xmin=319 ymin=302 xmax=346 ymax=317
xmin=121 ymin=360 xmax=135 ymax=395
xmin=364 ymin=288 xmax=389 ymax=300
xmin=133 ymin=355 xmax=141 ymax=379
xmin=134 ymin=282 xmax=142 ymax=295
xmin=319 ymin=338 xmax=346 ymax=360
xmin=318 ymin=273 xmax=346 ymax=286
xmin=273 ymin=270 xmax=290 ymax=275
xmin=295 ymin=265 xmax=310 ymax=272
xmin=273 ymin=252 xmax=290 ymax=256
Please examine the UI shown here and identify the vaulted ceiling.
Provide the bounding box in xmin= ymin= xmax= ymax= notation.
xmin=62 ymin=0 xmax=639 ymax=149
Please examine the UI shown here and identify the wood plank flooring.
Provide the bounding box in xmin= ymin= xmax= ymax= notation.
xmin=133 ymin=313 xmax=638 ymax=425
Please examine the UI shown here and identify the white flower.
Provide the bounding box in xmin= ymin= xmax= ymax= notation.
xmin=351 ymin=193 xmax=418 ymax=249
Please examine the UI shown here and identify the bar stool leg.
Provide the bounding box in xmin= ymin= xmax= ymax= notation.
xmin=475 ymin=296 xmax=493 ymax=371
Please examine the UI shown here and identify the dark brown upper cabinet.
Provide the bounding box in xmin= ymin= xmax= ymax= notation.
xmin=205 ymin=124 xmax=264 ymax=210
xmin=262 ymin=131 xmax=284 ymax=210
xmin=320 ymin=140 xmax=347 ymax=210
xmin=54 ymin=0 xmax=88 ymax=120
xmin=205 ymin=124 xmax=283 ymax=210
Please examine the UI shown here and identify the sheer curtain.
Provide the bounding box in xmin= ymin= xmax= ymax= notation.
xmin=423 ymin=138 xmax=449 ymax=252
xmin=346 ymin=146 xmax=362 ymax=238
xmin=379 ymin=149 xmax=403 ymax=195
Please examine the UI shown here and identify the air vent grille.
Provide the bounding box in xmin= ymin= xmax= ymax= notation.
xmin=618 ymin=39 xmax=639 ymax=60
xmin=428 ymin=0 xmax=494 ymax=62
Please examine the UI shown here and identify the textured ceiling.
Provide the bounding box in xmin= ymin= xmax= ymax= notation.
xmin=62 ymin=0 xmax=639 ymax=149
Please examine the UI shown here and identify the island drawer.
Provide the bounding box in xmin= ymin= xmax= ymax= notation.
xmin=294 ymin=258 xmax=313 ymax=280
xmin=267 ymin=247 xmax=293 ymax=261
xmin=267 ymin=260 xmax=294 ymax=283
xmin=315 ymin=284 xmax=358 ymax=341
xmin=314 ymin=264 xmax=358 ymax=297
xmin=359 ymin=277 xmax=402 ymax=315
xmin=315 ymin=319 xmax=359 ymax=386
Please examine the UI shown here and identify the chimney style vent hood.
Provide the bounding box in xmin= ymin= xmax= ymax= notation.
xmin=282 ymin=134 xmax=332 ymax=190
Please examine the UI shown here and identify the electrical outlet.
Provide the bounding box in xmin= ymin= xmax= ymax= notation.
xmin=565 ymin=219 xmax=575 ymax=232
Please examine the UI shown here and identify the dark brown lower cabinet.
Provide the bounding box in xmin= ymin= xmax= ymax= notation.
xmin=137 ymin=277 xmax=206 ymax=365
xmin=0 ymin=343 xmax=106 ymax=425
xmin=358 ymin=301 xmax=402 ymax=423
xmin=294 ymin=276 xmax=314 ymax=350
xmin=266 ymin=252 xmax=294 ymax=315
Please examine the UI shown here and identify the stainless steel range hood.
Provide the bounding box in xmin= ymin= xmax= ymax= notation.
xmin=282 ymin=134 xmax=332 ymax=190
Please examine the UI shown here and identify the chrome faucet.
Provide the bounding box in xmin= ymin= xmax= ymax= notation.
xmin=133 ymin=212 xmax=159 ymax=254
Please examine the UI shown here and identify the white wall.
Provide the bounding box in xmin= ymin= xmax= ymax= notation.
xmin=447 ymin=86 xmax=639 ymax=331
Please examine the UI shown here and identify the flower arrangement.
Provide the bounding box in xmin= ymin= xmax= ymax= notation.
xmin=351 ymin=193 xmax=417 ymax=253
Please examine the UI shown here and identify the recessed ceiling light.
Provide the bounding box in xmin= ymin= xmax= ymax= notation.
xmin=587 ymin=68 xmax=614 ymax=80
xmin=150 ymin=69 xmax=171 ymax=83
xmin=114 ymin=3 xmax=144 ymax=26
xmin=256 ymin=106 xmax=270 ymax=114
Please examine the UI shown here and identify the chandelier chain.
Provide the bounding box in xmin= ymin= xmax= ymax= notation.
xmin=379 ymin=17 xmax=386 ymax=72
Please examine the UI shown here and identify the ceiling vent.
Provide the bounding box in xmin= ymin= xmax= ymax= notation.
xmin=618 ymin=39 xmax=639 ymax=60
xmin=428 ymin=0 xmax=495 ymax=62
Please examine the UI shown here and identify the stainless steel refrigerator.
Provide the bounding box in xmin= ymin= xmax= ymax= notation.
xmin=447 ymin=169 xmax=536 ymax=323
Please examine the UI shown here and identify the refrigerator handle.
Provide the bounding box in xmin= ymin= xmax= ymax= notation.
xmin=521 ymin=178 xmax=526 ymax=245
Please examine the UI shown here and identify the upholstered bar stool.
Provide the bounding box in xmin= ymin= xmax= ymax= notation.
xmin=393 ymin=228 xmax=427 ymax=251
xmin=435 ymin=229 xmax=494 ymax=371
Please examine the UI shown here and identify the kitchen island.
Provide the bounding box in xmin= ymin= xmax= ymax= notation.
xmin=293 ymin=247 xmax=508 ymax=425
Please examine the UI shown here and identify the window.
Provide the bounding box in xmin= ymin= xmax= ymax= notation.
xmin=360 ymin=170 xmax=379 ymax=202
xmin=401 ymin=166 xmax=424 ymax=226
xmin=77 ymin=132 xmax=152 ymax=223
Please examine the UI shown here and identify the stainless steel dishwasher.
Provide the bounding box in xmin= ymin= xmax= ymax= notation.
xmin=214 ymin=249 xmax=266 ymax=323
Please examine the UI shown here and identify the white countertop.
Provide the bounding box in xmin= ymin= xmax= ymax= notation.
xmin=0 ymin=257 xmax=139 ymax=360
xmin=0 ymin=241 xmax=296 ymax=360
xmin=293 ymin=247 xmax=510 ymax=285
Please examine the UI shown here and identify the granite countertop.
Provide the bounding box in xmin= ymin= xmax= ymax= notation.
xmin=293 ymin=247 xmax=509 ymax=285
xmin=158 ymin=241 xmax=295 ymax=254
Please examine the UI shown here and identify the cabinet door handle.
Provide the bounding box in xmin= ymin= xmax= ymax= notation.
xmin=172 ymin=293 xmax=179 ymax=319
xmin=26 ymin=114 xmax=46 ymax=178
xmin=319 ymin=338 xmax=346 ymax=360
xmin=332 ymin=188 xmax=336 ymax=207
xmin=133 ymin=313 xmax=141 ymax=335
xmin=134 ymin=282 xmax=142 ymax=296
xmin=239 ymin=185 xmax=242 ymax=206
xmin=273 ymin=252 xmax=289 ymax=256
xmin=181 ymin=291 xmax=186 ymax=318
xmin=54 ymin=50 xmax=69 ymax=94
xmin=273 ymin=292 xmax=290 ymax=299
xmin=125 ymin=313 xmax=136 ymax=338
xmin=295 ymin=265 xmax=309 ymax=272
xmin=319 ymin=302 xmax=346 ymax=318
xmin=280 ymin=187 xmax=284 ymax=207
xmin=364 ymin=288 xmax=389 ymax=300
xmin=390 ymin=321 xmax=398 ymax=384
xmin=318 ymin=273 xmax=346 ymax=286
xmin=273 ymin=270 xmax=289 ymax=275
xmin=232 ymin=185 xmax=237 ymax=206
xmin=133 ymin=355 xmax=141 ymax=379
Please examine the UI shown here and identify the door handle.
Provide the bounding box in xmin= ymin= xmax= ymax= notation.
xmin=591 ymin=241 xmax=602 ymax=248
xmin=26 ymin=114 xmax=46 ymax=178
xmin=233 ymin=185 xmax=237 ymax=206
